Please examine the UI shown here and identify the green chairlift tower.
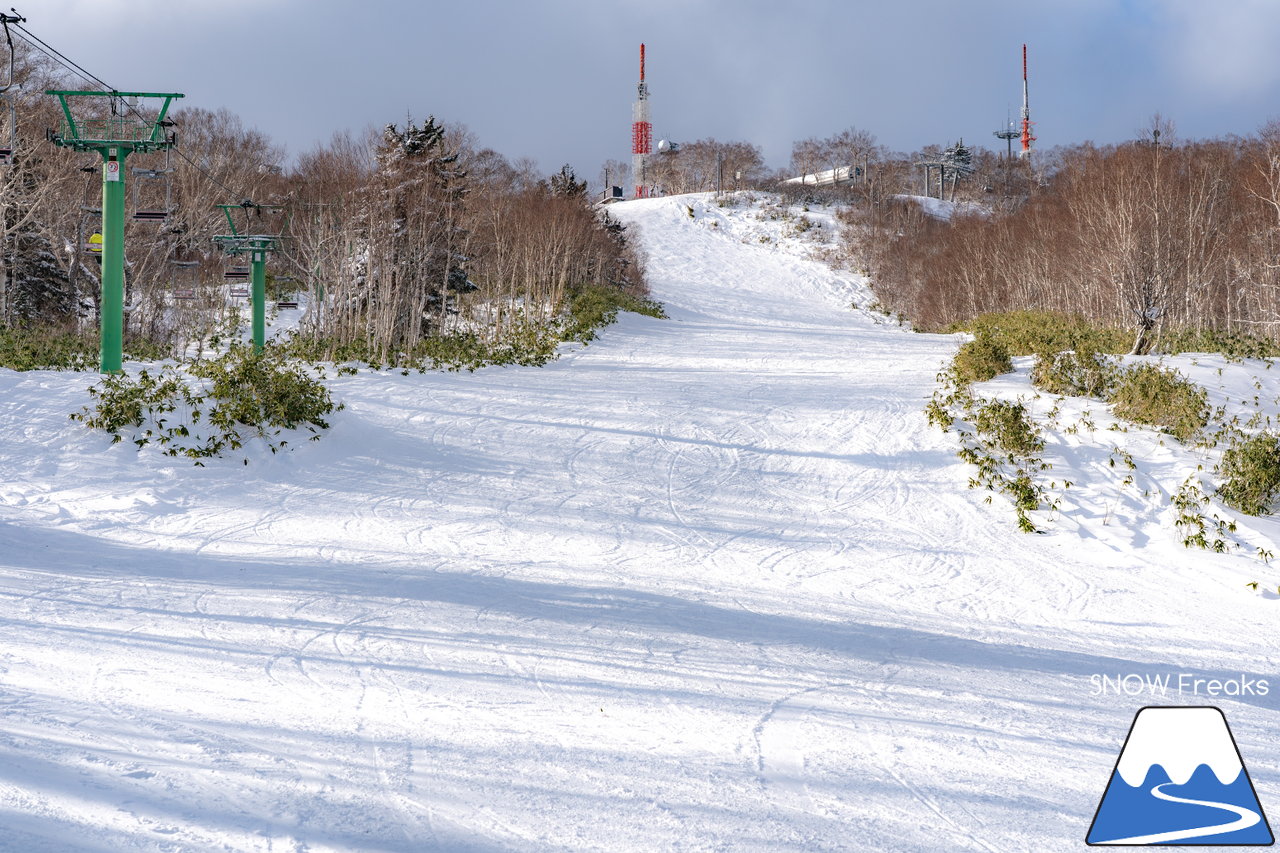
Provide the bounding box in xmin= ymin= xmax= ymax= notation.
xmin=213 ymin=202 xmax=286 ymax=352
xmin=46 ymin=89 xmax=183 ymax=373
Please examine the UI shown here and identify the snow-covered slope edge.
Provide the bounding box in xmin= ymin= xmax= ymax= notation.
xmin=964 ymin=352 xmax=1280 ymax=580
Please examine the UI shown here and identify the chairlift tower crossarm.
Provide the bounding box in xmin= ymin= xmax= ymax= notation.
xmin=46 ymin=90 xmax=182 ymax=153
xmin=44 ymin=89 xmax=184 ymax=373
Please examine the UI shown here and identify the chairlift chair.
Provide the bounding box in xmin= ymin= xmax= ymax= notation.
xmin=225 ymin=262 xmax=250 ymax=299
xmin=131 ymin=152 xmax=173 ymax=222
xmin=168 ymin=255 xmax=200 ymax=301
xmin=225 ymin=261 xmax=250 ymax=295
xmin=0 ymin=12 xmax=23 ymax=168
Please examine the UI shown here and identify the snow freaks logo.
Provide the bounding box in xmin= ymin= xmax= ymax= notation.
xmin=1086 ymin=706 xmax=1274 ymax=846
xmin=1090 ymin=673 xmax=1269 ymax=698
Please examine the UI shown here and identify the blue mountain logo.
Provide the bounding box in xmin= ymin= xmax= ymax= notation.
xmin=1087 ymin=706 xmax=1273 ymax=846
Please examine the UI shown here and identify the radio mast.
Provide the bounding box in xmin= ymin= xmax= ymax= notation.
xmin=631 ymin=43 xmax=652 ymax=198
xmin=1019 ymin=43 xmax=1036 ymax=159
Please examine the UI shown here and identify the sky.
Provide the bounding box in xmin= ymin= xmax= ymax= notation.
xmin=21 ymin=0 xmax=1280 ymax=183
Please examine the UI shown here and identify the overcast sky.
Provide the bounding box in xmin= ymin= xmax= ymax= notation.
xmin=24 ymin=0 xmax=1280 ymax=180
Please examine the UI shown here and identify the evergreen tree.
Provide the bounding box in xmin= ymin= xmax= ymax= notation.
xmin=548 ymin=164 xmax=587 ymax=199
xmin=4 ymin=225 xmax=75 ymax=324
xmin=362 ymin=115 xmax=473 ymax=351
xmin=599 ymin=212 xmax=635 ymax=289
xmin=943 ymin=140 xmax=975 ymax=179
xmin=1 ymin=157 xmax=75 ymax=326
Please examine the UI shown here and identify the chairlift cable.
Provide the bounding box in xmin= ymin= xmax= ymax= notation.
xmin=12 ymin=21 xmax=109 ymax=92
xmin=7 ymin=33 xmax=99 ymax=94
xmin=12 ymin=20 xmax=256 ymax=206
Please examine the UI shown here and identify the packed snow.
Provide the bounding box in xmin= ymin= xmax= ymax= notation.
xmin=1 ymin=192 xmax=1279 ymax=851
xmin=781 ymin=166 xmax=860 ymax=187
xmin=891 ymin=194 xmax=988 ymax=221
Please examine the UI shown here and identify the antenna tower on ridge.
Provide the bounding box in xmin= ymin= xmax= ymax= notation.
xmin=1019 ymin=43 xmax=1036 ymax=159
xmin=631 ymin=43 xmax=652 ymax=199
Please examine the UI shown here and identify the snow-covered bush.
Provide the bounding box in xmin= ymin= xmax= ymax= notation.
xmin=1107 ymin=364 xmax=1208 ymax=444
xmin=71 ymin=346 xmax=340 ymax=463
xmin=1031 ymin=347 xmax=1116 ymax=398
xmin=974 ymin=399 xmax=1044 ymax=457
xmin=0 ymin=328 xmax=168 ymax=372
xmin=1217 ymin=432 xmax=1280 ymax=516
xmin=951 ymin=335 xmax=1012 ymax=384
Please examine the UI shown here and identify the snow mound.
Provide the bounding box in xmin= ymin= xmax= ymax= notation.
xmin=893 ymin=193 xmax=989 ymax=221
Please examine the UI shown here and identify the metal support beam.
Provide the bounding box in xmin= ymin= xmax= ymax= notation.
xmin=100 ymin=147 xmax=126 ymax=372
xmin=251 ymin=249 xmax=266 ymax=352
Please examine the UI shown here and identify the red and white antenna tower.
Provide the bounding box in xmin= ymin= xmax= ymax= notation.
xmin=632 ymin=43 xmax=652 ymax=199
xmin=1019 ymin=43 xmax=1036 ymax=158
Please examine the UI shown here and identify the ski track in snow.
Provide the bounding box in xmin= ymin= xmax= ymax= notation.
xmin=0 ymin=192 xmax=1278 ymax=850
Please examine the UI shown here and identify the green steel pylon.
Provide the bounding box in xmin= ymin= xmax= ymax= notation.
xmin=213 ymin=203 xmax=286 ymax=353
xmin=46 ymin=90 xmax=183 ymax=373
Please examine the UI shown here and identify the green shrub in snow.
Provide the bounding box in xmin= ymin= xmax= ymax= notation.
xmin=284 ymin=322 xmax=563 ymax=372
xmin=0 ymin=327 xmax=169 ymax=372
xmin=973 ymin=399 xmax=1044 ymax=457
xmin=949 ymin=310 xmax=1280 ymax=360
xmin=1107 ymin=364 xmax=1208 ymax=444
xmin=1157 ymin=328 xmax=1280 ymax=360
xmin=189 ymin=346 xmax=337 ymax=435
xmin=560 ymin=283 xmax=666 ymax=345
xmin=1031 ymin=345 xmax=1116 ymax=398
xmin=950 ymin=311 xmax=1129 ymax=356
xmin=951 ymin=335 xmax=1012 ymax=384
xmin=1217 ymin=432 xmax=1280 ymax=516
xmin=72 ymin=345 xmax=339 ymax=463
xmin=956 ymin=396 xmax=1048 ymax=534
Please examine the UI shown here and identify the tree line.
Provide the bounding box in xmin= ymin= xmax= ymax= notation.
xmin=0 ymin=44 xmax=645 ymax=361
xmin=761 ymin=120 xmax=1280 ymax=351
xmin=859 ymin=122 xmax=1280 ymax=349
xmin=13 ymin=28 xmax=1277 ymax=359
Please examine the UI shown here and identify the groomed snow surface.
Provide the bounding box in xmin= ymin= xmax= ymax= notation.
xmin=2 ymin=192 xmax=1279 ymax=851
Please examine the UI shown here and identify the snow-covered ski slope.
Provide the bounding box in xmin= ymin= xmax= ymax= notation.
xmin=1 ymin=192 xmax=1279 ymax=851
